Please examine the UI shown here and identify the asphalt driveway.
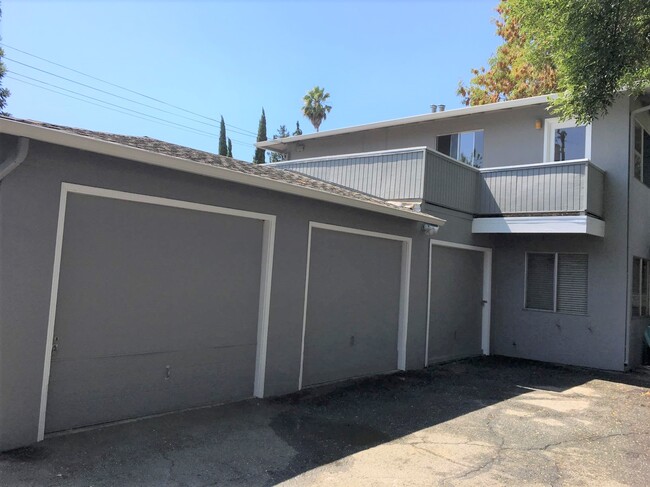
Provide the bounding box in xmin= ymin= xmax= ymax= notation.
xmin=1 ymin=356 xmax=649 ymax=486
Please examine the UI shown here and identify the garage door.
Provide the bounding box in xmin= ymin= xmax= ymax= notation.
xmin=427 ymin=244 xmax=486 ymax=364
xmin=301 ymin=224 xmax=408 ymax=388
xmin=43 ymin=188 xmax=270 ymax=433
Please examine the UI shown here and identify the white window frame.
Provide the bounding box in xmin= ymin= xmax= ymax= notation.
xmin=435 ymin=129 xmax=485 ymax=166
xmin=633 ymin=119 xmax=650 ymax=185
xmin=524 ymin=251 xmax=588 ymax=315
xmin=543 ymin=118 xmax=592 ymax=163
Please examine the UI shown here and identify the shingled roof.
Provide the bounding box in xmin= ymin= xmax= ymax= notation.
xmin=2 ymin=116 xmax=415 ymax=212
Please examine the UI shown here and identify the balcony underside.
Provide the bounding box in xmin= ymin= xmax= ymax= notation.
xmin=472 ymin=214 xmax=605 ymax=237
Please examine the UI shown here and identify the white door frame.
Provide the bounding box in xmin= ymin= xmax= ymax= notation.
xmin=38 ymin=182 xmax=276 ymax=441
xmin=426 ymin=239 xmax=492 ymax=366
xmin=298 ymin=221 xmax=412 ymax=390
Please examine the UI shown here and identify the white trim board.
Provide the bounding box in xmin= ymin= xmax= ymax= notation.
xmin=298 ymin=222 xmax=412 ymax=390
xmin=472 ymin=215 xmax=605 ymax=237
xmin=425 ymin=239 xmax=492 ymax=366
xmin=37 ymin=183 xmax=276 ymax=441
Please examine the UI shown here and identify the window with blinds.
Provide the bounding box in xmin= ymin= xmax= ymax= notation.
xmin=525 ymin=252 xmax=588 ymax=315
xmin=632 ymin=257 xmax=650 ymax=317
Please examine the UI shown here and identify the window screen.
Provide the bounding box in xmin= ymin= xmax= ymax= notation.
xmin=557 ymin=254 xmax=588 ymax=314
xmin=526 ymin=253 xmax=555 ymax=311
xmin=633 ymin=257 xmax=641 ymax=317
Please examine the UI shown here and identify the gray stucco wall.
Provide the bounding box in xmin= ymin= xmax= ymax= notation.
xmin=489 ymin=97 xmax=632 ymax=371
xmin=627 ymin=98 xmax=650 ymax=367
xmin=283 ymin=96 xmax=633 ymax=372
xmin=0 ymin=138 xmax=435 ymax=451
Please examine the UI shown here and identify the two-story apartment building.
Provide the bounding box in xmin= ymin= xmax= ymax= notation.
xmin=260 ymin=93 xmax=650 ymax=373
xmin=0 ymin=93 xmax=647 ymax=452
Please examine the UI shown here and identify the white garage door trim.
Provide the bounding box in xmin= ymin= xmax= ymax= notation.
xmin=37 ymin=182 xmax=276 ymax=441
xmin=298 ymin=221 xmax=412 ymax=390
xmin=426 ymin=239 xmax=492 ymax=366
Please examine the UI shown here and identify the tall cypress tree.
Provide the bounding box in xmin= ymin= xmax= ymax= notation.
xmin=253 ymin=108 xmax=267 ymax=164
xmin=0 ymin=3 xmax=10 ymax=114
xmin=218 ymin=116 xmax=227 ymax=156
xmin=227 ymin=138 xmax=233 ymax=158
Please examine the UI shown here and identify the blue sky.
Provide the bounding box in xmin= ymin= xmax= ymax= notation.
xmin=2 ymin=0 xmax=502 ymax=160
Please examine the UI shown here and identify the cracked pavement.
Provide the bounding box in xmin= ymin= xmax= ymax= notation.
xmin=1 ymin=356 xmax=649 ymax=486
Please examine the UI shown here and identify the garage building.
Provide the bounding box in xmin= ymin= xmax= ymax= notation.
xmin=0 ymin=118 xmax=493 ymax=452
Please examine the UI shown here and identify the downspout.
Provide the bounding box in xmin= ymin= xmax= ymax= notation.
xmin=0 ymin=137 xmax=30 ymax=180
xmin=626 ymin=104 xmax=650 ymax=368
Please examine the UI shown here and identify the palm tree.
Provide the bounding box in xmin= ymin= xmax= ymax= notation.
xmin=301 ymin=86 xmax=332 ymax=132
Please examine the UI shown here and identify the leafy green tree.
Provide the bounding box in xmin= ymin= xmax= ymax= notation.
xmin=302 ymin=86 xmax=332 ymax=132
xmin=269 ymin=125 xmax=291 ymax=163
xmin=253 ymin=108 xmax=267 ymax=164
xmin=509 ymin=0 xmax=650 ymax=123
xmin=293 ymin=121 xmax=303 ymax=136
xmin=457 ymin=0 xmax=558 ymax=106
xmin=218 ymin=116 xmax=227 ymax=156
xmin=227 ymin=138 xmax=233 ymax=158
xmin=0 ymin=4 xmax=10 ymax=114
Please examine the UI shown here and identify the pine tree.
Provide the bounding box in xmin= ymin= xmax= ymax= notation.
xmin=293 ymin=121 xmax=303 ymax=136
xmin=227 ymin=138 xmax=233 ymax=158
xmin=253 ymin=108 xmax=267 ymax=164
xmin=218 ymin=116 xmax=227 ymax=156
xmin=269 ymin=125 xmax=291 ymax=163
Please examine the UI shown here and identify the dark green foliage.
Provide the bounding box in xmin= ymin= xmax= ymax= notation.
xmin=293 ymin=121 xmax=303 ymax=136
xmin=253 ymin=108 xmax=267 ymax=164
xmin=0 ymin=4 xmax=10 ymax=114
xmin=218 ymin=116 xmax=227 ymax=156
xmin=302 ymin=86 xmax=332 ymax=132
xmin=269 ymin=125 xmax=291 ymax=162
xmin=510 ymin=0 xmax=650 ymax=123
xmin=227 ymin=138 xmax=233 ymax=158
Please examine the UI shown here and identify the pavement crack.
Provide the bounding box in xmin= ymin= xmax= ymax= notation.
xmin=515 ymin=430 xmax=650 ymax=452
xmin=407 ymin=443 xmax=474 ymax=468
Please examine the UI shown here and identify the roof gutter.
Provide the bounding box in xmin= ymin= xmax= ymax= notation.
xmin=0 ymin=137 xmax=30 ymax=180
xmin=0 ymin=119 xmax=445 ymax=226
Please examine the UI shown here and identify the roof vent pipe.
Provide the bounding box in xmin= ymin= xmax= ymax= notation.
xmin=430 ymin=104 xmax=437 ymax=113
xmin=438 ymin=104 xmax=446 ymax=112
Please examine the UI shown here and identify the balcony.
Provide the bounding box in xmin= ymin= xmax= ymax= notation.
xmin=270 ymin=148 xmax=606 ymax=236
xmin=473 ymin=160 xmax=605 ymax=236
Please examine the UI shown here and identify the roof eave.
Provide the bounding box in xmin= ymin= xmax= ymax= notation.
xmin=257 ymin=94 xmax=553 ymax=151
xmin=0 ymin=118 xmax=445 ymax=226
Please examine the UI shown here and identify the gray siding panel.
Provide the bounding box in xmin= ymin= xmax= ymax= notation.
xmin=479 ymin=161 xmax=604 ymax=217
xmin=587 ymin=165 xmax=605 ymax=217
xmin=423 ymin=151 xmax=479 ymax=214
xmin=273 ymin=149 xmax=426 ymax=201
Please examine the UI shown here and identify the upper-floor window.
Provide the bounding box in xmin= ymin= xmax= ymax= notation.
xmin=544 ymin=118 xmax=591 ymax=162
xmin=633 ymin=120 xmax=650 ymax=187
xmin=436 ymin=130 xmax=484 ymax=167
